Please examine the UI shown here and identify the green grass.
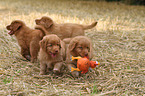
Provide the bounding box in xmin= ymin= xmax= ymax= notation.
xmin=92 ymin=85 xmax=99 ymax=94
xmin=0 ymin=0 xmax=145 ymax=95
xmin=3 ymin=76 xmax=14 ymax=84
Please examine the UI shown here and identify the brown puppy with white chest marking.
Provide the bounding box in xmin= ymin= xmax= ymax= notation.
xmin=66 ymin=36 xmax=93 ymax=77
xmin=6 ymin=20 xmax=45 ymax=62
xmin=39 ymin=34 xmax=66 ymax=75
xmin=35 ymin=16 xmax=97 ymax=43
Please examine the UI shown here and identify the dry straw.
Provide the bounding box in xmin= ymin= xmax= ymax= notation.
xmin=0 ymin=0 xmax=145 ymax=95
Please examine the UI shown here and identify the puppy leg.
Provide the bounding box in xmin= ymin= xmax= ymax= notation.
xmin=40 ymin=63 xmax=47 ymax=75
xmin=18 ymin=40 xmax=31 ymax=61
xmin=30 ymin=38 xmax=41 ymax=63
xmin=53 ymin=62 xmax=63 ymax=74
xmin=46 ymin=63 xmax=53 ymax=72
xmin=21 ymin=48 xmax=31 ymax=61
xmin=67 ymin=63 xmax=80 ymax=78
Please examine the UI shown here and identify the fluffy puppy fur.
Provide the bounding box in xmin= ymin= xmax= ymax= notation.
xmin=66 ymin=36 xmax=93 ymax=77
xmin=35 ymin=16 xmax=97 ymax=43
xmin=38 ymin=34 xmax=66 ymax=75
xmin=6 ymin=20 xmax=45 ymax=62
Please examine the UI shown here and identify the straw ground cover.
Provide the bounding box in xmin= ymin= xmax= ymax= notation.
xmin=0 ymin=0 xmax=145 ymax=95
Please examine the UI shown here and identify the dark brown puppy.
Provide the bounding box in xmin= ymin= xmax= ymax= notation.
xmin=38 ymin=34 xmax=66 ymax=75
xmin=66 ymin=36 xmax=93 ymax=77
xmin=35 ymin=16 xmax=97 ymax=43
xmin=6 ymin=20 xmax=45 ymax=62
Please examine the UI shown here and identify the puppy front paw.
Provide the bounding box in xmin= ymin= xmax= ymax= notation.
xmin=24 ymin=55 xmax=31 ymax=61
xmin=71 ymin=71 xmax=80 ymax=78
xmin=53 ymin=69 xmax=61 ymax=74
xmin=39 ymin=71 xmax=46 ymax=75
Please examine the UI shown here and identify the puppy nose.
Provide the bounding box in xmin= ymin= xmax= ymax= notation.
xmin=55 ymin=50 xmax=58 ymax=53
xmin=85 ymin=53 xmax=88 ymax=56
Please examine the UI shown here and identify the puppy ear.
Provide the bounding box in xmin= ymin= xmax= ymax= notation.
xmin=69 ymin=41 xmax=77 ymax=51
xmin=13 ymin=22 xmax=22 ymax=31
xmin=44 ymin=19 xmax=53 ymax=28
xmin=39 ymin=40 xmax=47 ymax=51
xmin=35 ymin=19 xmax=40 ymax=25
xmin=66 ymin=41 xmax=77 ymax=63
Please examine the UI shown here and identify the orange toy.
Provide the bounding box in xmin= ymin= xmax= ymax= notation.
xmin=71 ymin=56 xmax=100 ymax=74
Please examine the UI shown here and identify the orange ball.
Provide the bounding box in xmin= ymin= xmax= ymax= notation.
xmin=77 ymin=57 xmax=90 ymax=72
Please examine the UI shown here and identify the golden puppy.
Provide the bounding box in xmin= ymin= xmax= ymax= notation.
xmin=6 ymin=20 xmax=45 ymax=62
xmin=38 ymin=34 xmax=66 ymax=75
xmin=66 ymin=36 xmax=93 ymax=77
xmin=35 ymin=16 xmax=97 ymax=43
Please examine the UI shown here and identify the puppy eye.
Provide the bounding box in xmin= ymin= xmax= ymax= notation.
xmin=47 ymin=44 xmax=52 ymax=47
xmin=78 ymin=47 xmax=83 ymax=49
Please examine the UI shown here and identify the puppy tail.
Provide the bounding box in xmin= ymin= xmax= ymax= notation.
xmin=35 ymin=25 xmax=48 ymax=35
xmin=82 ymin=21 xmax=97 ymax=30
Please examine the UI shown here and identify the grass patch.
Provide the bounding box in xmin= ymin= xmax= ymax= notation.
xmin=92 ymin=85 xmax=99 ymax=94
xmin=3 ymin=76 xmax=14 ymax=84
